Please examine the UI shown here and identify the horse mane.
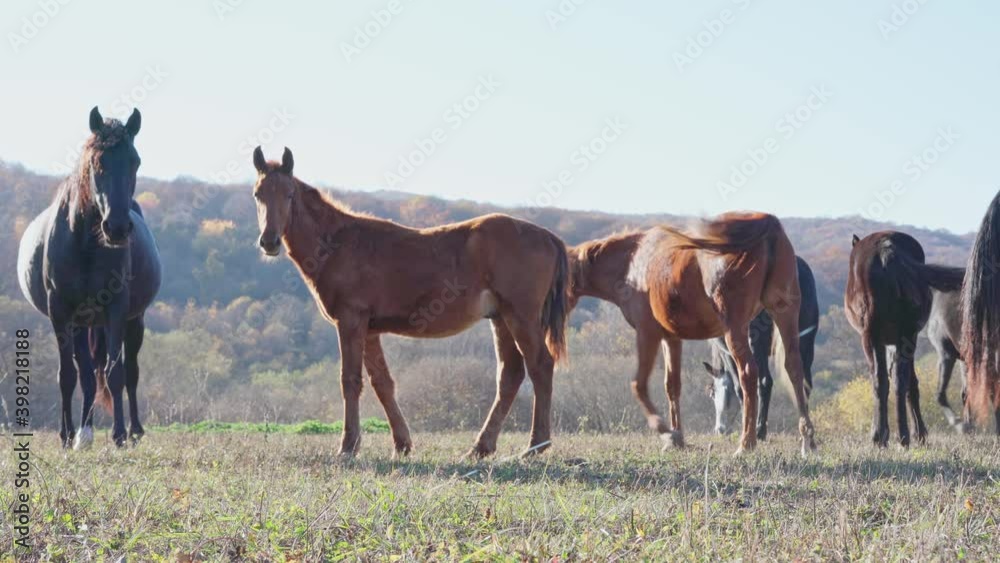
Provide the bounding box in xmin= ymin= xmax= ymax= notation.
xmin=296 ymin=180 xmax=362 ymax=223
xmin=962 ymin=190 xmax=1000 ymax=418
xmin=56 ymin=119 xmax=131 ymax=228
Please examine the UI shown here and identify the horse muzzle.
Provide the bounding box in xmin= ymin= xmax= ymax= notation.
xmin=259 ymin=235 xmax=281 ymax=256
xmin=101 ymin=219 xmax=134 ymax=247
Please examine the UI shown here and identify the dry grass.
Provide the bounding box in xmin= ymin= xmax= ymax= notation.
xmin=1 ymin=430 xmax=998 ymax=561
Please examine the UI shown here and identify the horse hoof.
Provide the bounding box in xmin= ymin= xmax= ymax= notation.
xmin=463 ymin=444 xmax=496 ymax=461
xmin=800 ymin=439 xmax=817 ymax=459
xmin=660 ymin=431 xmax=685 ymax=450
xmin=521 ymin=440 xmax=552 ymax=459
xmin=521 ymin=440 xmax=552 ymax=458
xmin=129 ymin=430 xmax=145 ymax=445
xmin=73 ymin=427 xmax=94 ymax=450
xmin=393 ymin=442 xmax=413 ymax=458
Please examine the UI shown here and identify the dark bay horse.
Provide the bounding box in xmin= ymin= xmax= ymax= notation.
xmin=250 ymin=147 xmax=568 ymax=458
xmin=569 ymin=213 xmax=816 ymax=455
xmin=703 ymin=256 xmax=819 ymax=438
xmin=962 ymin=190 xmax=1000 ymax=431
xmin=845 ymin=231 xmax=964 ymax=448
xmin=17 ymin=107 xmax=161 ymax=448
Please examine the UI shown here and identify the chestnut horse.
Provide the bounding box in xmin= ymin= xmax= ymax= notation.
xmin=845 ymin=231 xmax=965 ymax=448
xmin=569 ymin=212 xmax=816 ymax=455
xmin=250 ymin=147 xmax=568 ymax=458
xmin=962 ymin=190 xmax=1000 ymax=431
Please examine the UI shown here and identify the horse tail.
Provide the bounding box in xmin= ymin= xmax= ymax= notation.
xmin=542 ymin=235 xmax=570 ymax=364
xmin=914 ymin=262 xmax=965 ymax=293
xmin=659 ymin=213 xmax=782 ymax=256
xmin=962 ymin=190 xmax=1000 ymax=422
xmin=90 ymin=329 xmax=113 ymax=414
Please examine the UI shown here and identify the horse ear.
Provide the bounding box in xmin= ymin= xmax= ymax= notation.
xmin=125 ymin=109 xmax=141 ymax=137
xmin=89 ymin=106 xmax=104 ymax=134
xmin=252 ymin=146 xmax=267 ymax=174
xmin=280 ymin=147 xmax=294 ymax=175
xmin=852 ymin=234 xmax=861 ymax=247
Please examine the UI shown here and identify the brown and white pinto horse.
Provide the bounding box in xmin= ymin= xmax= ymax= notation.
xmin=569 ymin=212 xmax=817 ymax=455
xmin=250 ymin=147 xmax=569 ymax=459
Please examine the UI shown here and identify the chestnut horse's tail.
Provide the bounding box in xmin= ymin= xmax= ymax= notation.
xmin=90 ymin=329 xmax=113 ymax=413
xmin=962 ymin=190 xmax=1000 ymax=422
xmin=542 ymin=237 xmax=570 ymax=364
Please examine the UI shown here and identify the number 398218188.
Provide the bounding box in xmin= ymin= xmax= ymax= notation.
xmin=14 ymin=329 xmax=30 ymax=426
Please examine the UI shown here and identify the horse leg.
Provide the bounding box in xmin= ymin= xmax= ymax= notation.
xmin=725 ymin=327 xmax=758 ymax=454
xmin=751 ymin=331 xmax=773 ymax=441
xmin=505 ymin=313 xmax=555 ymax=457
xmin=630 ymin=325 xmax=668 ymax=437
xmin=662 ymin=338 xmax=685 ymax=448
xmin=125 ymin=316 xmax=145 ymax=443
xmin=48 ymin=299 xmax=77 ymax=449
xmin=363 ymin=334 xmax=413 ymax=457
xmin=864 ymin=337 xmax=890 ymax=448
xmin=893 ymin=338 xmax=915 ymax=448
xmin=906 ymin=368 xmax=928 ymax=446
xmin=104 ymin=319 xmax=130 ymax=447
xmin=769 ymin=305 xmax=817 ymax=455
xmin=74 ymin=330 xmax=96 ymax=450
xmin=936 ymin=348 xmax=959 ymax=426
xmin=468 ymin=319 xmax=526 ymax=459
xmin=337 ymin=319 xmax=367 ymax=457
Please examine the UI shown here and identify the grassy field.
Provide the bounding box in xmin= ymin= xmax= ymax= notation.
xmin=1 ymin=430 xmax=998 ymax=561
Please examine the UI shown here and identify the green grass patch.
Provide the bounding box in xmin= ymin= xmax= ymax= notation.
xmin=152 ymin=417 xmax=390 ymax=435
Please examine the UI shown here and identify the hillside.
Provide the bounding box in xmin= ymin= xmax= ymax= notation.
xmin=0 ymin=162 xmax=976 ymax=431
xmin=1 ymin=162 xmax=973 ymax=311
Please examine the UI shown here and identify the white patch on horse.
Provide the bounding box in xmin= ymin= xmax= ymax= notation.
xmin=626 ymin=230 xmax=666 ymax=291
xmin=700 ymin=254 xmax=729 ymax=299
xmin=479 ymin=290 xmax=498 ymax=318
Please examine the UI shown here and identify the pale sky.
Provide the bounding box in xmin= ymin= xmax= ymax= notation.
xmin=2 ymin=0 xmax=998 ymax=233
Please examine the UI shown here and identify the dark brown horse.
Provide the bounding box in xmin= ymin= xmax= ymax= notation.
xmin=845 ymin=231 xmax=964 ymax=448
xmin=17 ymin=107 xmax=161 ymax=449
xmin=569 ymin=213 xmax=816 ymax=455
xmin=962 ymin=190 xmax=1000 ymax=430
xmin=250 ymin=147 xmax=568 ymax=458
